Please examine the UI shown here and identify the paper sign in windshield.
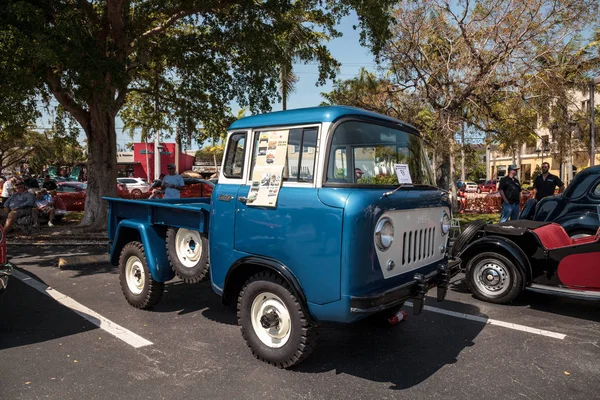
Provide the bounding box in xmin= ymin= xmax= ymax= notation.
xmin=247 ymin=130 xmax=289 ymax=207
xmin=394 ymin=164 xmax=413 ymax=184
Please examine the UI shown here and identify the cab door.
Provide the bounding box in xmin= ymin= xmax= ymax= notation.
xmin=209 ymin=131 xmax=249 ymax=291
xmin=233 ymin=126 xmax=342 ymax=304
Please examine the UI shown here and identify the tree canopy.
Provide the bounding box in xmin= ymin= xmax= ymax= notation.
xmin=0 ymin=0 xmax=397 ymax=228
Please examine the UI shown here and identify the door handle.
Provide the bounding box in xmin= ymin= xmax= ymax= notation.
xmin=218 ymin=194 xmax=233 ymax=202
xmin=238 ymin=196 xmax=248 ymax=203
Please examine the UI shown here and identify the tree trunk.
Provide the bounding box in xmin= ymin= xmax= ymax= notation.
xmin=460 ymin=123 xmax=465 ymax=182
xmin=144 ymin=138 xmax=150 ymax=180
xmin=80 ymin=102 xmax=118 ymax=230
xmin=516 ymin=144 xmax=522 ymax=181
xmin=431 ymin=149 xmax=437 ymax=182
xmin=449 ymin=136 xmax=457 ymax=212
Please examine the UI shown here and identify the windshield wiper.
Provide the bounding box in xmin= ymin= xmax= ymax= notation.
xmin=383 ymin=183 xmax=414 ymax=197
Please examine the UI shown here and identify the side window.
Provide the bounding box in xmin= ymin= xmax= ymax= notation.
xmin=223 ymin=132 xmax=247 ymax=179
xmin=250 ymin=127 xmax=318 ymax=183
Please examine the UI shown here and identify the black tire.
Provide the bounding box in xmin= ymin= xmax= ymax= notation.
xmin=237 ymin=271 xmax=318 ymax=368
xmin=119 ymin=241 xmax=164 ymax=309
xmin=450 ymin=220 xmax=487 ymax=257
xmin=518 ymin=198 xmax=537 ymax=220
xmin=166 ymin=227 xmax=209 ymax=283
xmin=465 ymin=252 xmax=522 ymax=304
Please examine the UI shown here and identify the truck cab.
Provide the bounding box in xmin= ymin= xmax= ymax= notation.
xmin=106 ymin=106 xmax=460 ymax=368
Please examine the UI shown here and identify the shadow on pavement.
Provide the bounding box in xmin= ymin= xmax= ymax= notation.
xmin=513 ymin=290 xmax=600 ymax=323
xmin=295 ymin=299 xmax=484 ymax=390
xmin=0 ymin=277 xmax=99 ymax=350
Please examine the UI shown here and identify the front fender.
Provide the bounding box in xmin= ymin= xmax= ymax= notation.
xmin=111 ymin=220 xmax=174 ymax=283
xmin=458 ymin=235 xmax=531 ymax=287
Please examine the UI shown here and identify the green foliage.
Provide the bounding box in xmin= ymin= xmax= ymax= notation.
xmin=195 ymin=146 xmax=224 ymax=164
xmin=358 ymin=174 xmax=398 ymax=185
xmin=531 ymin=164 xmax=542 ymax=183
xmin=334 ymin=168 xmax=346 ymax=179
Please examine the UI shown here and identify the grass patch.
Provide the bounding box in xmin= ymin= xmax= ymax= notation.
xmin=62 ymin=212 xmax=84 ymax=224
xmin=455 ymin=213 xmax=500 ymax=226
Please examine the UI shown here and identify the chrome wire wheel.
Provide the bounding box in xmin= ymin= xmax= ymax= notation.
xmin=250 ymin=292 xmax=292 ymax=348
xmin=125 ymin=255 xmax=145 ymax=295
xmin=175 ymin=228 xmax=203 ymax=268
xmin=473 ymin=259 xmax=510 ymax=297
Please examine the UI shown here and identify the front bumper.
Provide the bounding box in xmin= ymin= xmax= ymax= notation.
xmin=0 ymin=262 xmax=14 ymax=292
xmin=350 ymin=257 xmax=461 ymax=315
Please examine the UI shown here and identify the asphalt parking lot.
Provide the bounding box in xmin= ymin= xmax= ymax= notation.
xmin=1 ymin=246 xmax=599 ymax=400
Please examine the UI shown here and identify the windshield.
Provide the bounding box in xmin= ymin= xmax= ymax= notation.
xmin=326 ymin=120 xmax=434 ymax=186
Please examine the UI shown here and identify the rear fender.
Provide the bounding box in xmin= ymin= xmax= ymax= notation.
xmin=110 ymin=220 xmax=174 ymax=283
xmin=458 ymin=235 xmax=531 ymax=287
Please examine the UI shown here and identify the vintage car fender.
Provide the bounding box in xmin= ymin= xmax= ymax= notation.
xmin=553 ymin=211 xmax=600 ymax=236
xmin=458 ymin=235 xmax=532 ymax=288
xmin=110 ymin=219 xmax=175 ymax=283
xmin=221 ymin=255 xmax=315 ymax=323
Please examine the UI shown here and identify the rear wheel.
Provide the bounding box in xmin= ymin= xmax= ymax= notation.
xmin=119 ymin=242 xmax=164 ymax=309
xmin=166 ymin=228 xmax=209 ymax=283
xmin=466 ymin=252 xmax=522 ymax=304
xmin=238 ymin=271 xmax=317 ymax=368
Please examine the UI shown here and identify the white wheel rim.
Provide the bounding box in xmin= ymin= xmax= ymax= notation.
xmin=473 ymin=259 xmax=510 ymax=297
xmin=125 ymin=256 xmax=145 ymax=295
xmin=175 ymin=229 xmax=203 ymax=268
xmin=250 ymin=292 xmax=291 ymax=348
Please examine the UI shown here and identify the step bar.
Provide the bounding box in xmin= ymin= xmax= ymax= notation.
xmin=526 ymin=283 xmax=600 ymax=300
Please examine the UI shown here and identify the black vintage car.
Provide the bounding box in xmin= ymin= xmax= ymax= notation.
xmin=451 ymin=209 xmax=600 ymax=304
xmin=530 ymin=165 xmax=600 ymax=237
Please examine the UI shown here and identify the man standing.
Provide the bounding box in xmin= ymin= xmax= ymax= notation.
xmin=42 ymin=175 xmax=58 ymax=191
xmin=2 ymin=181 xmax=39 ymax=231
xmin=161 ymin=164 xmax=185 ymax=199
xmin=532 ymin=162 xmax=564 ymax=201
xmin=498 ymin=165 xmax=521 ymax=222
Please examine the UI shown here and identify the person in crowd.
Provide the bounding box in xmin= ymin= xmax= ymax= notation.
xmin=1 ymin=181 xmax=39 ymax=232
xmin=457 ymin=182 xmax=467 ymax=214
xmin=151 ymin=174 xmax=165 ymax=189
xmin=498 ymin=165 xmax=521 ymax=222
xmin=161 ymin=164 xmax=185 ymax=199
xmin=23 ymin=174 xmax=40 ymax=190
xmin=49 ymin=189 xmax=67 ymax=212
xmin=355 ymin=168 xmax=364 ymax=181
xmin=1 ymin=177 xmax=15 ymax=203
xmin=532 ymin=162 xmax=565 ymax=201
xmin=35 ymin=189 xmax=56 ymax=227
xmin=42 ymin=175 xmax=58 ymax=191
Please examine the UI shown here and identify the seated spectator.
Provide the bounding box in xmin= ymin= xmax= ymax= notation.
xmin=48 ymin=190 xmax=67 ymax=217
xmin=1 ymin=177 xmax=16 ymax=203
xmin=0 ymin=181 xmax=39 ymax=232
xmin=35 ymin=189 xmax=56 ymax=227
xmin=151 ymin=174 xmax=165 ymax=189
xmin=42 ymin=175 xmax=58 ymax=191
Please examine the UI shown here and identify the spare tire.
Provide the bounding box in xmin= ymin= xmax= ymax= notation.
xmin=450 ymin=220 xmax=487 ymax=257
xmin=518 ymin=198 xmax=537 ymax=220
xmin=166 ymin=228 xmax=209 ymax=283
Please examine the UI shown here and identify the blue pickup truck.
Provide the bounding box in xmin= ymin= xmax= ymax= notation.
xmin=106 ymin=106 xmax=460 ymax=368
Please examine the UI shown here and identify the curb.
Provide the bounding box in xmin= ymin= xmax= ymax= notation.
xmin=8 ymin=241 xmax=108 ymax=247
xmin=57 ymin=254 xmax=110 ymax=269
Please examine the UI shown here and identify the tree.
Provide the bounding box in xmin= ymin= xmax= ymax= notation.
xmin=381 ymin=0 xmax=598 ymax=191
xmin=1 ymin=0 xmax=396 ymax=229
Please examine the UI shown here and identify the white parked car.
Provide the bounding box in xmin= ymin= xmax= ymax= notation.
xmin=117 ymin=177 xmax=151 ymax=195
xmin=463 ymin=182 xmax=478 ymax=192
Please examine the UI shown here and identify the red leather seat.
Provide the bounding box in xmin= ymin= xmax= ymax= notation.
xmin=534 ymin=224 xmax=600 ymax=250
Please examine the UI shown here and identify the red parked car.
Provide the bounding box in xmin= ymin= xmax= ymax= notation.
xmin=477 ymin=180 xmax=498 ymax=193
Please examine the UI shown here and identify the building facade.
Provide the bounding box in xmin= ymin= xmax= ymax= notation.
xmin=117 ymin=142 xmax=195 ymax=180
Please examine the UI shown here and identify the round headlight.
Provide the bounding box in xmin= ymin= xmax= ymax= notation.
xmin=441 ymin=212 xmax=451 ymax=235
xmin=375 ymin=217 xmax=394 ymax=251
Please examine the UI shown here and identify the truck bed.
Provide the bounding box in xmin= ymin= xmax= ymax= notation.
xmin=104 ymin=197 xmax=211 ymax=236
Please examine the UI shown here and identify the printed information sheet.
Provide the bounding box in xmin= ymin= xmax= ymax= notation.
xmin=247 ymin=130 xmax=289 ymax=207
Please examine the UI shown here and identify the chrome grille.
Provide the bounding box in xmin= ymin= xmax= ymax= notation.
xmin=401 ymin=227 xmax=436 ymax=266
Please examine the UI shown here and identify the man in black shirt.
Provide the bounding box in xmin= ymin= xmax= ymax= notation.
xmin=532 ymin=162 xmax=564 ymax=201
xmin=498 ymin=165 xmax=521 ymax=222
xmin=42 ymin=175 xmax=58 ymax=191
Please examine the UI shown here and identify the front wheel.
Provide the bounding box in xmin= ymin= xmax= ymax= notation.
xmin=119 ymin=242 xmax=164 ymax=309
xmin=237 ymin=271 xmax=318 ymax=368
xmin=466 ymin=252 xmax=522 ymax=304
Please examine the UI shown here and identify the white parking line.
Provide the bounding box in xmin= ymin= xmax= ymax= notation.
xmin=12 ymin=270 xmax=153 ymax=348
xmin=406 ymin=301 xmax=566 ymax=339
